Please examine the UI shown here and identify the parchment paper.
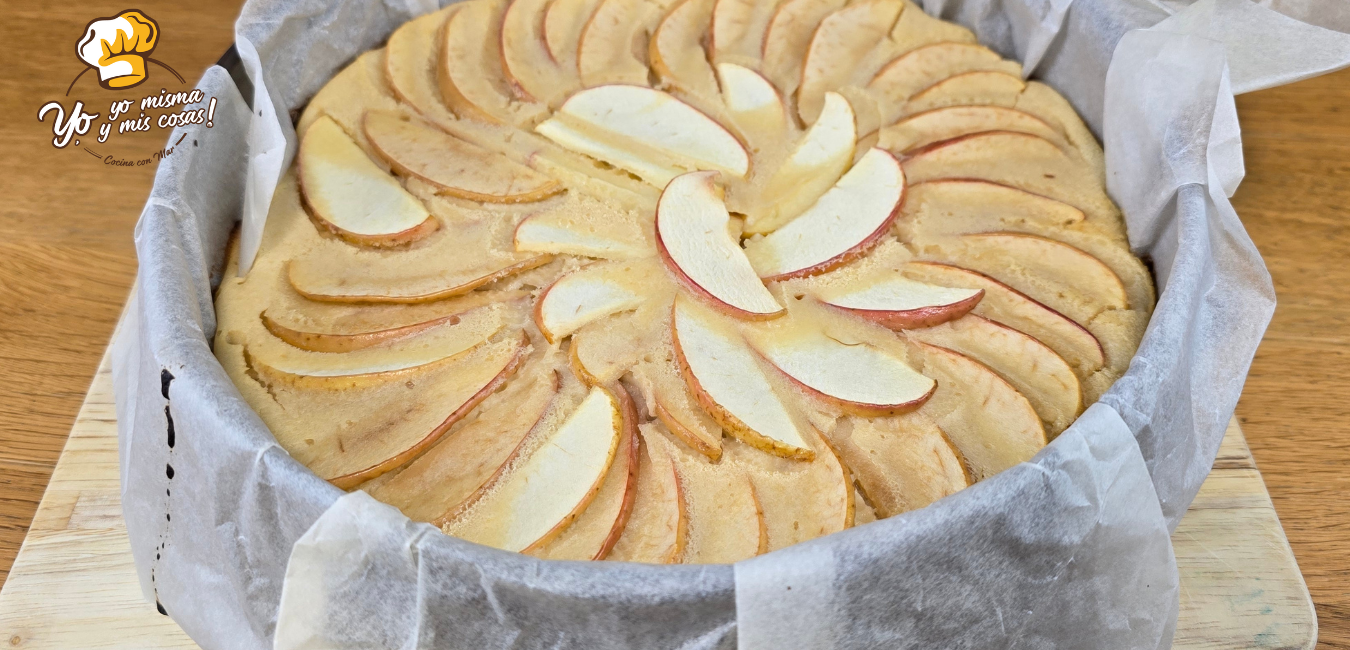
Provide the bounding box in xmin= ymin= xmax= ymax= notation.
xmin=111 ymin=0 xmax=1350 ymax=648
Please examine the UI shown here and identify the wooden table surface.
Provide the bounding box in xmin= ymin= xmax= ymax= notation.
xmin=0 ymin=1 xmax=1346 ymax=648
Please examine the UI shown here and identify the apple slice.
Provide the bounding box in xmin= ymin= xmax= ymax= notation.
xmin=383 ymin=8 xmax=459 ymax=126
xmin=298 ymin=49 xmax=404 ymax=147
xmin=747 ymin=324 xmax=934 ymax=415
xmin=536 ymin=86 xmax=750 ymax=186
xmin=672 ymin=298 xmax=814 ymax=460
xmin=867 ymin=42 xmax=1019 ymax=122
xmin=897 ymin=179 xmax=1085 ymax=236
xmin=513 ymin=195 xmax=653 ymax=260
xmin=577 ymin=0 xmax=662 ymax=88
xmin=716 ymin=63 xmax=788 ymax=144
xmin=363 ymin=111 xmax=563 ymax=203
xmin=569 ymin=302 xmax=670 ymax=386
xmin=652 ymin=426 xmax=766 ymax=563
xmin=250 ymin=335 xmax=529 ymax=489
xmin=709 ymin=0 xmax=779 ymax=64
xmin=760 ymin=0 xmax=848 ymax=99
xmin=535 ymin=261 xmax=649 ymax=343
xmin=298 ymin=116 xmax=437 ymax=247
xmin=879 ymin=105 xmax=1064 ymax=154
xmin=826 ymin=414 xmax=970 ymax=517
xmin=288 ymin=252 xmax=552 ymax=304
xmin=368 ymin=366 xmax=560 ymax=523
xmin=814 ymin=274 xmax=983 ymax=329
xmin=744 ymin=91 xmax=856 ymax=235
xmin=656 ymin=171 xmax=784 ymax=319
xmin=915 ymin=342 xmax=1046 ymax=479
xmin=445 ymin=384 xmax=625 ymax=552
xmin=795 ymin=0 xmax=903 ymax=124
xmin=531 ymin=385 xmax=642 ymax=560
xmin=650 ymin=0 xmax=721 ymax=102
xmin=852 ymin=2 xmax=977 ymax=83
xmin=724 ymin=434 xmax=852 ymax=551
xmin=608 ymin=426 xmax=687 ymax=563
xmin=543 ymin=0 xmax=603 ymax=69
xmin=259 ymin=291 xmax=523 ymax=354
xmin=744 ymin=148 xmax=905 ymax=281
xmin=500 ymin=0 xmax=578 ymax=106
xmin=902 ymin=261 xmax=1106 ymax=376
xmin=632 ymin=359 xmax=724 ymax=461
xmin=903 ymin=70 xmax=1026 ymax=115
xmin=439 ymin=0 xmax=545 ymax=126
xmin=909 ymin=315 xmax=1082 ymax=435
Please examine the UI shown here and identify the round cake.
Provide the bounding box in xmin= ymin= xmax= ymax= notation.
xmin=214 ymin=0 xmax=1154 ymax=564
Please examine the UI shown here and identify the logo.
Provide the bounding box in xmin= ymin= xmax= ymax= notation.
xmin=36 ymin=9 xmax=217 ymax=167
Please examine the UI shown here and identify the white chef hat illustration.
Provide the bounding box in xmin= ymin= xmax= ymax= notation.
xmin=77 ymin=11 xmax=158 ymax=86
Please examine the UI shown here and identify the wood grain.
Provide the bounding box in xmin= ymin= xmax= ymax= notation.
xmin=0 ymin=351 xmax=1315 ymax=649
xmin=0 ymin=1 xmax=1344 ymax=647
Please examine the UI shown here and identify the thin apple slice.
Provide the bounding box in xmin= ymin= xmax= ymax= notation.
xmin=249 ymin=335 xmax=529 ymax=489
xmin=439 ymin=0 xmax=545 ymax=126
xmin=744 ymin=91 xmax=856 ymax=235
xmin=651 ymin=0 xmax=721 ymax=102
xmin=796 ymin=0 xmax=903 ymax=124
xmin=709 ymin=0 xmax=780 ymax=65
xmin=363 ymin=111 xmax=563 ymax=203
xmin=902 ymin=262 xmax=1106 ymax=376
xmin=298 ymin=50 xmax=403 ymax=146
xmin=288 ymin=250 xmax=552 ymax=304
xmin=535 ymin=260 xmax=649 ymax=343
xmin=385 ymin=7 xmax=459 ymax=126
xmin=500 ymin=0 xmax=578 ymax=106
xmin=724 ymin=434 xmax=852 ymax=551
xmin=543 ymin=0 xmax=603 ymax=69
xmin=569 ymin=302 xmax=670 ymax=386
xmin=901 ymin=70 xmax=1027 ymax=118
xmin=825 ymin=413 xmax=970 ymax=517
xmin=608 ymin=426 xmax=687 ymax=563
xmin=716 ymin=63 xmax=789 ymax=145
xmin=744 ymin=148 xmax=904 ymax=281
xmin=536 ymin=86 xmax=750 ymax=186
xmin=368 ymin=365 xmax=560 ymax=523
xmin=651 ymin=426 xmax=766 ymax=563
xmin=513 ymin=194 xmax=653 ymax=260
xmin=577 ymin=0 xmax=662 ymax=88
xmin=852 ymin=1 xmax=977 ymax=83
xmin=815 ymin=274 xmax=983 ymax=329
xmin=298 ymin=116 xmax=437 ymax=247
xmin=632 ymin=359 xmax=724 ymax=461
xmin=445 ymin=384 xmax=625 ymax=552
xmin=747 ymin=324 xmax=934 ymax=415
xmin=879 ymin=105 xmax=1064 ymax=154
xmin=672 ymin=298 xmax=814 ymax=460
xmin=656 ymin=171 xmax=783 ymax=319
xmin=260 ymin=291 xmax=523 ymax=354
xmin=908 ymin=315 xmax=1082 ymax=435
xmin=760 ymin=0 xmax=848 ymax=99
xmin=867 ymin=42 xmax=1019 ymax=122
xmin=914 ymin=341 xmax=1046 ymax=480
xmin=897 ymin=179 xmax=1085 ymax=236
xmin=531 ymin=386 xmax=642 ymax=560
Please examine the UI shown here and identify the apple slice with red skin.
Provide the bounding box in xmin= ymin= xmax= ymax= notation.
xmin=903 ymin=70 xmax=1026 ymax=115
xmin=744 ymin=91 xmax=856 ymax=235
xmin=878 ymin=105 xmax=1065 ymax=154
xmin=534 ymin=261 xmax=648 ymax=343
xmin=723 ymin=433 xmax=853 ymax=552
xmin=651 ymin=425 xmax=766 ymax=563
xmin=760 ymin=0 xmax=848 ymax=98
xmin=576 ymin=0 xmax=662 ymax=88
xmin=439 ymin=0 xmax=545 ymax=126
xmin=632 ymin=359 xmax=725 ymax=461
xmin=499 ymin=0 xmax=577 ymax=106
xmin=260 ymin=296 xmax=522 ymax=354
xmin=650 ymin=0 xmax=721 ymax=102
xmin=608 ymin=426 xmax=688 ymax=563
xmin=795 ymin=0 xmax=903 ymax=124
xmin=744 ymin=148 xmax=905 ymax=281
xmin=814 ymin=274 xmax=983 ymax=330
xmin=543 ymin=0 xmax=603 ymax=70
xmin=866 ymin=42 xmax=1020 ymax=121
xmin=656 ymin=171 xmax=784 ymax=319
xmin=825 ymin=413 xmax=970 ymax=517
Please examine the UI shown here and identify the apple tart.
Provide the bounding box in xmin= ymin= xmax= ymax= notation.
xmin=214 ymin=0 xmax=1154 ymax=563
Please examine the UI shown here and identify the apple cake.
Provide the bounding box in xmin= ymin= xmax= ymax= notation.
xmin=214 ymin=0 xmax=1154 ymax=563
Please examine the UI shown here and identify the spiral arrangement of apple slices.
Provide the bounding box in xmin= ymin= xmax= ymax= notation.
xmin=213 ymin=0 xmax=1155 ymax=563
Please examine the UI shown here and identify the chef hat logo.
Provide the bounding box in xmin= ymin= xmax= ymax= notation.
xmin=77 ymin=10 xmax=159 ymax=89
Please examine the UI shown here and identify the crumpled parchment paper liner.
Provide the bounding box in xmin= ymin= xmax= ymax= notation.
xmin=111 ymin=0 xmax=1350 ymax=648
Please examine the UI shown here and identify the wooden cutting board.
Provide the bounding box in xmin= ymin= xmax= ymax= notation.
xmin=0 ymin=349 xmax=1317 ymax=649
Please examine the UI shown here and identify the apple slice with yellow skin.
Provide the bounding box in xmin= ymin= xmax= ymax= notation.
xmin=385 ymin=7 xmax=459 ymax=126
xmin=795 ymin=0 xmax=904 ymax=124
xmin=867 ymin=42 xmax=1019 ymax=122
xmin=903 ymin=70 xmax=1026 ymax=115
xmin=879 ymin=105 xmax=1065 ymax=154
xmin=672 ymin=297 xmax=814 ymax=460
xmin=657 ymin=171 xmax=784 ymax=319
xmin=760 ymin=0 xmax=848 ymax=99
xmin=744 ymin=91 xmax=856 ymax=235
xmin=902 ymin=262 xmax=1106 ymax=377
xmin=631 ymin=359 xmax=725 ymax=461
xmin=535 ymin=260 xmax=649 ymax=343
xmin=716 ymin=63 xmax=789 ymax=145
xmin=249 ymin=334 xmax=529 ymax=490
xmin=260 ymin=291 xmax=525 ymax=354
xmin=513 ymin=194 xmax=654 ymax=260
xmin=814 ymin=274 xmax=983 ymax=330
xmin=500 ymin=0 xmax=578 ymax=106
xmin=531 ymin=385 xmax=642 ymax=560
xmin=908 ymin=315 xmax=1082 ymax=435
xmin=368 ymin=366 xmax=560 ymax=523
xmin=298 ymin=116 xmax=438 ymax=247
xmin=825 ymin=413 xmax=970 ymax=518
xmin=650 ymin=0 xmax=721 ymax=102
xmin=744 ymin=148 xmax=905 ymax=281
xmin=747 ymin=323 xmax=934 ymax=416
xmin=608 ymin=426 xmax=687 ymax=563
xmin=536 ymin=86 xmax=750 ymax=186
xmin=288 ymin=253 xmax=553 ymax=304
xmin=914 ymin=341 xmax=1046 ymax=480
xmin=363 ymin=111 xmax=563 ymax=203
xmin=444 ymin=384 xmax=625 ymax=552
xmin=576 ymin=0 xmax=662 ymax=88
xmin=650 ymin=425 xmax=766 ymax=563
xmin=439 ymin=0 xmax=545 ymax=126
xmin=724 ymin=433 xmax=852 ymax=551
